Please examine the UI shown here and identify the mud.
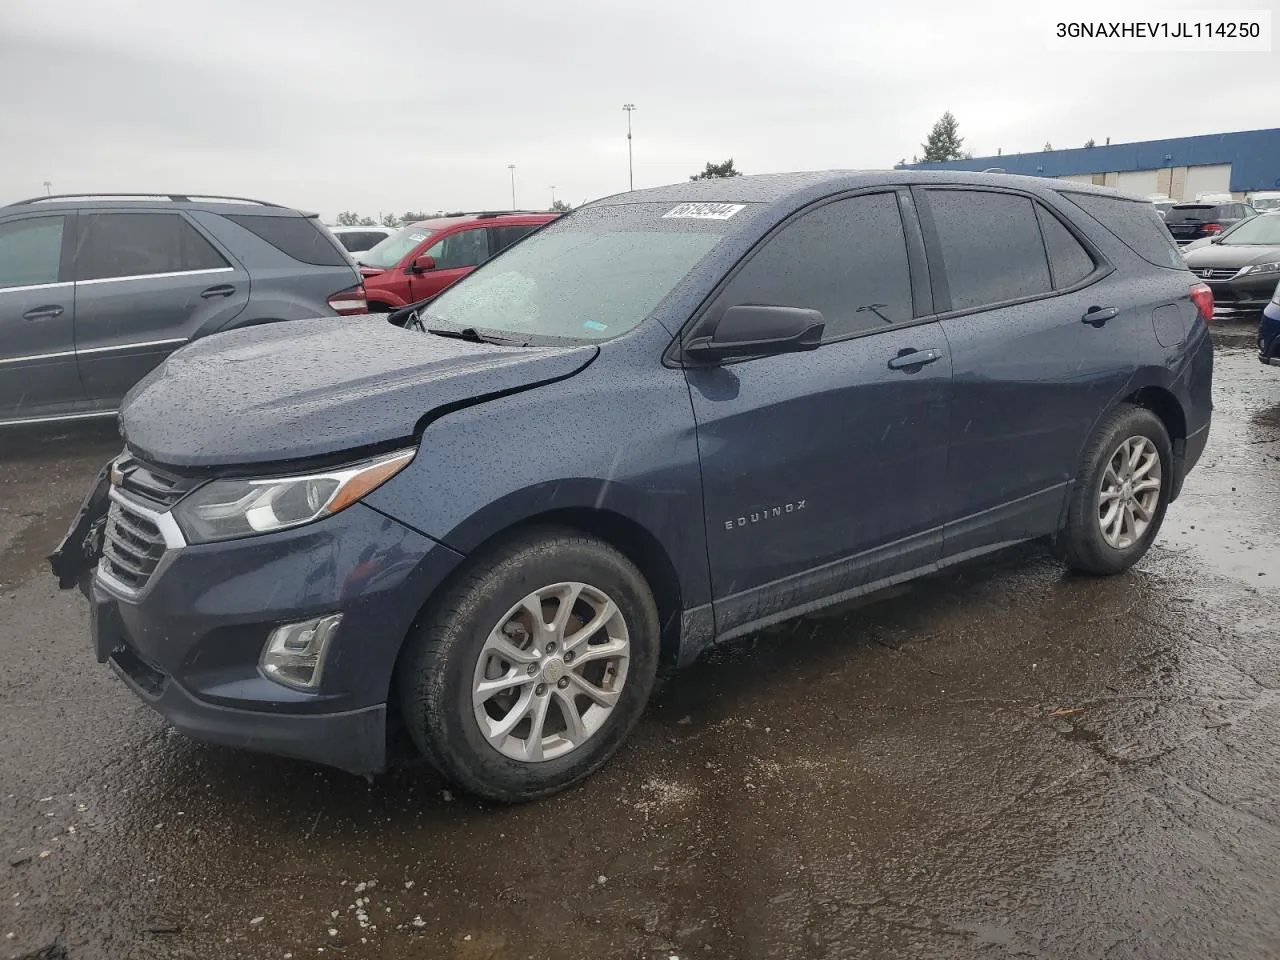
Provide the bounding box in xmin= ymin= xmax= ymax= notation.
xmin=2 ymin=331 xmax=1278 ymax=960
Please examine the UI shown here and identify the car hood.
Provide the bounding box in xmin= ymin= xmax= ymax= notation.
xmin=1183 ymin=243 xmax=1280 ymax=269
xmin=120 ymin=316 xmax=598 ymax=470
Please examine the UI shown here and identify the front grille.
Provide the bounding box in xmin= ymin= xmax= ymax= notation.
xmin=1193 ymin=267 xmax=1239 ymax=280
xmin=115 ymin=455 xmax=200 ymax=509
xmin=101 ymin=499 xmax=166 ymax=591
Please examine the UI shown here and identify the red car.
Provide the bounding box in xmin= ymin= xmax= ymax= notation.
xmin=356 ymin=211 xmax=557 ymax=311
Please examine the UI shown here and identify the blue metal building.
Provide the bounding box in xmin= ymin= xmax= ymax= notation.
xmin=897 ymin=127 xmax=1280 ymax=199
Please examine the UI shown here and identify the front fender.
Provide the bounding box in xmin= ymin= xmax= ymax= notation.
xmin=362 ymin=350 xmax=711 ymax=610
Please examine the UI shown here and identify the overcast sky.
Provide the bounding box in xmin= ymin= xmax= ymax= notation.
xmin=1 ymin=0 xmax=1274 ymax=220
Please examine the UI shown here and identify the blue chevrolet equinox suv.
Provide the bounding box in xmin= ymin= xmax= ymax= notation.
xmin=52 ymin=172 xmax=1214 ymax=802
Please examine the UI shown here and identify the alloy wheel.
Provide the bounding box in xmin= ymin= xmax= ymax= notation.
xmin=1097 ymin=435 xmax=1162 ymax=550
xmin=471 ymin=581 xmax=630 ymax=762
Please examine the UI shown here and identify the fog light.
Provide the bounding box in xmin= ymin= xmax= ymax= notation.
xmin=261 ymin=614 xmax=342 ymax=690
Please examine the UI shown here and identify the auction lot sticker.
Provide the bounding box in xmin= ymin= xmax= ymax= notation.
xmin=662 ymin=203 xmax=746 ymax=220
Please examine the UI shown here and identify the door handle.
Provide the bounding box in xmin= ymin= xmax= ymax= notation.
xmin=1082 ymin=306 xmax=1119 ymax=327
xmin=22 ymin=304 xmax=64 ymax=321
xmin=887 ymin=348 xmax=942 ymax=371
xmin=200 ymin=284 xmax=236 ymax=299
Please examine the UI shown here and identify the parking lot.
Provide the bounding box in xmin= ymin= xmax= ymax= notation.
xmin=1 ymin=327 xmax=1277 ymax=960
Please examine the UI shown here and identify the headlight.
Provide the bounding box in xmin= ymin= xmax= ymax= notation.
xmin=172 ymin=448 xmax=415 ymax=544
xmin=1243 ymin=261 xmax=1280 ymax=277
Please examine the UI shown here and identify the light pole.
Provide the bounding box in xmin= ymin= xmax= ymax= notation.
xmin=508 ymin=164 xmax=517 ymax=209
xmin=549 ymin=185 xmax=556 ymax=208
xmin=622 ymin=103 xmax=636 ymax=191
xmin=42 ymin=181 xmax=51 ymax=196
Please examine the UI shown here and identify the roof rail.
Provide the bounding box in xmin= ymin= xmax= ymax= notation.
xmin=426 ymin=209 xmax=553 ymax=219
xmin=10 ymin=193 xmax=283 ymax=207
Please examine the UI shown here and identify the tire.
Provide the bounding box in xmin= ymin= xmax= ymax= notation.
xmin=1054 ymin=403 xmax=1173 ymax=576
xmin=396 ymin=528 xmax=660 ymax=803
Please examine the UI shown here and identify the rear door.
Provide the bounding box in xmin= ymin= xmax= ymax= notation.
xmin=73 ymin=211 xmax=250 ymax=404
xmin=0 ymin=212 xmax=84 ymax=421
xmin=408 ymin=225 xmax=491 ymax=300
xmin=915 ymin=187 xmax=1131 ymax=555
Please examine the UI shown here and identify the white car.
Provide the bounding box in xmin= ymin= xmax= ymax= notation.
xmin=328 ymin=225 xmax=396 ymax=259
xmin=1248 ymin=191 xmax=1280 ymax=213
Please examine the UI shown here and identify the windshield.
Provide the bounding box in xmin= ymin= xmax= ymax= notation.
xmin=1221 ymin=214 xmax=1280 ymax=245
xmin=1252 ymin=198 xmax=1280 ymax=212
xmin=359 ymin=223 xmax=435 ymax=268
xmin=420 ymin=202 xmax=748 ymax=343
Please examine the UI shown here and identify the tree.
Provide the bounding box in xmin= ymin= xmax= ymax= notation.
xmin=690 ymin=159 xmax=742 ymax=180
xmin=335 ymin=210 xmax=361 ymax=226
xmin=1084 ymin=138 xmax=1096 ymax=148
xmin=919 ymin=112 xmax=966 ymax=162
xmin=381 ymin=213 xmax=399 ymax=227
xmin=551 ymin=199 xmax=573 ymax=212
xmin=401 ymin=211 xmax=431 ymax=224
xmin=1043 ymin=141 xmax=1054 ymax=151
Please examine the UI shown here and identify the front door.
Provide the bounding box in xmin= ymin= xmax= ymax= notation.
xmin=684 ymin=192 xmax=952 ymax=637
xmin=408 ymin=225 xmax=492 ymax=300
xmin=0 ymin=212 xmax=84 ymax=422
xmin=72 ymin=211 xmax=250 ymax=405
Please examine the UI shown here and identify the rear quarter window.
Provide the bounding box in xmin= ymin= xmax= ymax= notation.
xmin=225 ymin=215 xmax=349 ymax=266
xmin=1062 ymin=192 xmax=1183 ymax=269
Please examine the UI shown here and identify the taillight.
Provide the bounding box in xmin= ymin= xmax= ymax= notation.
xmin=1189 ymin=282 xmax=1213 ymax=324
xmin=1202 ymin=223 xmax=1224 ymax=234
xmin=327 ymin=283 xmax=368 ymax=316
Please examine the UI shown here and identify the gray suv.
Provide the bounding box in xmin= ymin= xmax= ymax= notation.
xmin=0 ymin=193 xmax=364 ymax=427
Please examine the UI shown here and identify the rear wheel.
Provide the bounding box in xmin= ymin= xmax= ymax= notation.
xmin=397 ymin=529 xmax=659 ymax=802
xmin=1054 ymin=404 xmax=1173 ymax=575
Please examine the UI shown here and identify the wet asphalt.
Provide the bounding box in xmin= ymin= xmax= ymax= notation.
xmin=1 ymin=329 xmax=1278 ymax=960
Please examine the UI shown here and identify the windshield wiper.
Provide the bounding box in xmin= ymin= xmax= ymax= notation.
xmin=423 ymin=324 xmax=526 ymax=346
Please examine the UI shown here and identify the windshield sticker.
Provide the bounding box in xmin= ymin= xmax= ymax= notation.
xmin=662 ymin=203 xmax=745 ymax=220
xmin=583 ymin=320 xmax=608 ymax=332
xmin=408 ymin=233 xmax=428 ymax=243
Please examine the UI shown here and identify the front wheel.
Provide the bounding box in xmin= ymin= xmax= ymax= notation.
xmin=397 ymin=529 xmax=660 ymax=802
xmin=1054 ymin=404 xmax=1173 ymax=575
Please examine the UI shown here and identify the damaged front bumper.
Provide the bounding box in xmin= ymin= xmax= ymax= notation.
xmin=49 ymin=456 xmax=465 ymax=775
xmin=48 ymin=457 xmax=113 ymax=597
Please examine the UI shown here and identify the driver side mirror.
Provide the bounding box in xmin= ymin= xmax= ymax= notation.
xmin=411 ymin=254 xmax=436 ymax=273
xmin=684 ymin=305 xmax=824 ymax=363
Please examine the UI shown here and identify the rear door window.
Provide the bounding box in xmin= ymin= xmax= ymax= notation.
xmin=0 ymin=216 xmax=66 ymax=288
xmin=77 ymin=213 xmax=229 ymax=281
xmin=424 ymin=227 xmax=491 ymax=270
xmin=717 ymin=192 xmax=914 ymax=339
xmin=925 ymin=190 xmax=1052 ymax=311
xmin=489 ymin=224 xmax=538 ymax=255
xmin=1035 ymin=206 xmax=1096 ymax=289
xmin=226 ymin=214 xmax=349 ymax=266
